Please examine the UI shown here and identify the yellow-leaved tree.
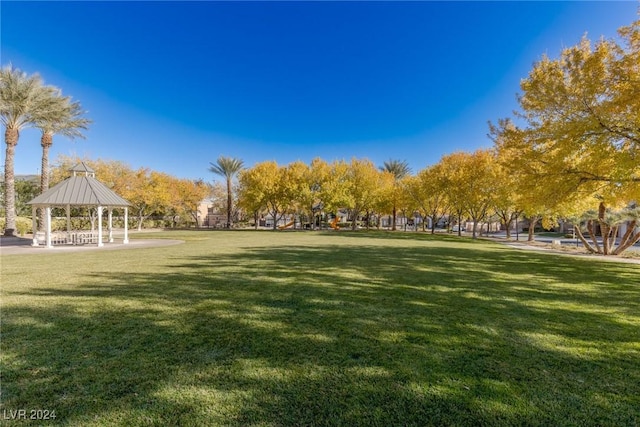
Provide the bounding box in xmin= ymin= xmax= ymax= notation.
xmin=448 ymin=150 xmax=499 ymax=239
xmin=237 ymin=164 xmax=268 ymax=229
xmin=491 ymin=19 xmax=640 ymax=254
xmin=344 ymin=158 xmax=383 ymax=230
xmin=438 ymin=152 xmax=470 ymax=236
xmin=51 ymin=155 xmax=207 ymax=230
xmin=238 ymin=161 xmax=295 ymax=230
xmin=297 ymin=158 xmax=350 ymax=230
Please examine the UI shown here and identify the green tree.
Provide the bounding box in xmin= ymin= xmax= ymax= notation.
xmin=14 ymin=178 xmax=39 ymax=217
xmin=35 ymin=96 xmax=90 ymax=193
xmin=209 ymin=156 xmax=244 ymax=228
xmin=34 ymin=94 xmax=91 ymax=229
xmin=1 ymin=65 xmax=58 ymax=235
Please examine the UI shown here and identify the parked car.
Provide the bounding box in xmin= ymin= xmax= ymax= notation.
xmin=451 ymin=225 xmax=465 ymax=232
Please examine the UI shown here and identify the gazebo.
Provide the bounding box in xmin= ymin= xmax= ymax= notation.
xmin=27 ymin=162 xmax=131 ymax=248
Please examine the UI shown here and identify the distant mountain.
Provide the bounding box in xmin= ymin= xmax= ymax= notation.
xmin=15 ymin=175 xmax=40 ymax=183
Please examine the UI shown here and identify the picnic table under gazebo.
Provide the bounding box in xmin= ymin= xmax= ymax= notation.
xmin=27 ymin=162 xmax=131 ymax=248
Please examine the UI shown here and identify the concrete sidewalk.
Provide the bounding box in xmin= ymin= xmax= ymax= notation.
xmin=0 ymin=236 xmax=183 ymax=255
xmin=492 ymin=238 xmax=640 ymax=264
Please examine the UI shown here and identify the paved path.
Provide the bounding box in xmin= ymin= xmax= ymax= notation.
xmin=0 ymin=236 xmax=183 ymax=256
xmin=491 ymin=238 xmax=640 ymax=265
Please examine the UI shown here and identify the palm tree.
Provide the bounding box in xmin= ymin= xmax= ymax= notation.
xmin=380 ymin=159 xmax=411 ymax=231
xmin=1 ymin=65 xmax=57 ymax=236
xmin=34 ymin=94 xmax=91 ymax=229
xmin=209 ymin=156 xmax=244 ymax=228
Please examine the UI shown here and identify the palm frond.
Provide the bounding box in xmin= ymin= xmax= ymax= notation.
xmin=34 ymin=95 xmax=91 ymax=139
xmin=379 ymin=159 xmax=411 ymax=180
xmin=209 ymin=156 xmax=244 ymax=179
xmin=0 ymin=65 xmax=46 ymax=129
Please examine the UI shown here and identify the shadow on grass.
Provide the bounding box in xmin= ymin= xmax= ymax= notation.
xmin=2 ymin=240 xmax=639 ymax=426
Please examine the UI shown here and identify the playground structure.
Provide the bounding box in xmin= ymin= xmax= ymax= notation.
xmin=271 ymin=214 xmax=342 ymax=230
xmin=330 ymin=216 xmax=340 ymax=230
xmin=278 ymin=220 xmax=295 ymax=230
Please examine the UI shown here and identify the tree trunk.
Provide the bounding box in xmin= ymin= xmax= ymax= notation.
xmin=613 ymin=220 xmax=638 ymax=255
xmin=310 ymin=206 xmax=316 ymax=231
xmin=271 ymin=207 xmax=279 ymax=230
xmin=89 ymin=208 xmax=97 ymax=232
xmin=3 ymin=127 xmax=19 ymax=236
xmin=608 ymin=225 xmax=619 ymax=252
xmin=586 ymin=219 xmax=602 ymax=253
xmin=498 ymin=210 xmax=516 ymax=240
xmin=575 ymin=225 xmax=598 ymax=253
xmin=598 ymin=202 xmax=610 ymax=255
xmin=612 ymin=221 xmax=640 ymax=255
xmin=471 ymin=218 xmax=479 ymax=239
xmin=38 ymin=132 xmax=53 ymax=231
xmin=226 ymin=177 xmax=232 ymax=228
xmin=527 ymin=216 xmax=540 ymax=242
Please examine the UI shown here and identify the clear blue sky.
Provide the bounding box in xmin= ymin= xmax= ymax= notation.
xmin=2 ymin=1 xmax=637 ymax=182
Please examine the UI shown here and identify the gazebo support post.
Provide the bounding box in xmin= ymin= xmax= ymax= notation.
xmin=123 ymin=207 xmax=129 ymax=244
xmin=108 ymin=208 xmax=114 ymax=243
xmin=31 ymin=206 xmax=39 ymax=246
xmin=66 ymin=205 xmax=71 ymax=242
xmin=97 ymin=206 xmax=104 ymax=247
xmin=45 ymin=206 xmax=52 ymax=248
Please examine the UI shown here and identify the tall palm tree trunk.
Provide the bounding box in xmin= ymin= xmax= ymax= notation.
xmin=3 ymin=128 xmax=19 ymax=236
xmin=38 ymin=132 xmax=53 ymax=231
xmin=226 ymin=177 xmax=232 ymax=228
xmin=209 ymin=156 xmax=244 ymax=229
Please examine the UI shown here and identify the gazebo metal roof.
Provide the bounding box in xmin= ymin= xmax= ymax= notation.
xmin=28 ymin=162 xmax=130 ymax=207
xmin=70 ymin=162 xmax=95 ymax=174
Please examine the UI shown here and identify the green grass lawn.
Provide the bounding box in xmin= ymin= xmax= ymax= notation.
xmin=2 ymin=230 xmax=639 ymax=426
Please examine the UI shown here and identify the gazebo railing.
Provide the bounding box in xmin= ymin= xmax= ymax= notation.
xmin=35 ymin=231 xmax=101 ymax=246
xmin=71 ymin=232 xmax=99 ymax=245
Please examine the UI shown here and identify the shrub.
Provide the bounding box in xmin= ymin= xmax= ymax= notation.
xmin=0 ymin=217 xmax=33 ymax=236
